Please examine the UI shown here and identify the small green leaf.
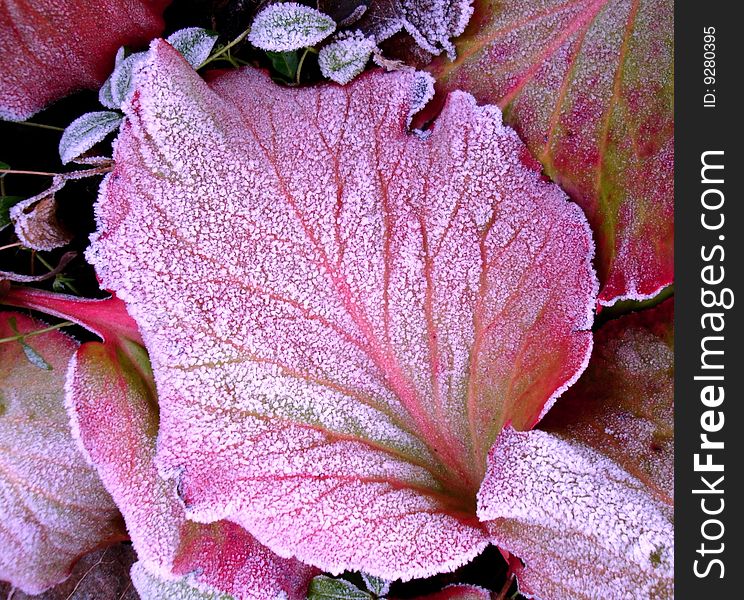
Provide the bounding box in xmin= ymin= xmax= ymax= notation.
xmin=308 ymin=575 xmax=373 ymax=600
xmin=59 ymin=111 xmax=123 ymax=164
xmin=0 ymin=195 xmax=24 ymax=229
xmin=266 ymin=50 xmax=300 ymax=80
xmin=249 ymin=3 xmax=336 ymax=52
xmin=0 ymin=160 xmax=10 ymax=171
xmin=318 ymin=33 xmax=376 ymax=85
xmin=167 ymin=27 xmax=219 ymax=68
xmin=361 ymin=573 xmax=391 ymax=596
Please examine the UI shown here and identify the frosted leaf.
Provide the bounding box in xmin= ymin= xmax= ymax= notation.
xmin=0 ymin=0 xmax=169 ymax=121
xmin=87 ymin=41 xmax=596 ymax=580
xmin=59 ymin=111 xmax=123 ymax=165
xmin=248 ymin=3 xmax=336 ymax=52
xmin=361 ymin=573 xmax=391 ymax=596
xmin=478 ymin=428 xmax=673 ymax=600
xmin=99 ymin=46 xmax=129 ymax=109
xmin=131 ymin=562 xmax=233 ymax=600
xmin=11 ymin=194 xmax=72 ymax=251
xmin=66 ymin=340 xmax=316 ymax=598
xmin=0 ymin=313 xmax=123 ymax=594
xmin=167 ymin=27 xmax=219 ymax=68
xmin=319 ymin=33 xmax=377 ymax=84
xmin=108 ymin=52 xmax=148 ymax=109
xmin=541 ymin=298 xmax=674 ymax=501
xmin=308 ymin=575 xmax=372 ymax=599
xmin=428 ymin=0 xmax=674 ymax=305
xmin=356 ymin=0 xmax=473 ymax=58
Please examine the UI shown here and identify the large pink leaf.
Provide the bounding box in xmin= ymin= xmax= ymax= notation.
xmin=87 ymin=40 xmax=596 ymax=579
xmin=427 ymin=0 xmax=673 ymax=305
xmin=478 ymin=426 xmax=673 ymax=599
xmin=67 ymin=339 xmax=316 ymax=599
xmin=541 ymin=298 xmax=674 ymax=502
xmin=0 ymin=312 xmax=124 ymax=594
xmin=0 ymin=0 xmax=169 ymax=121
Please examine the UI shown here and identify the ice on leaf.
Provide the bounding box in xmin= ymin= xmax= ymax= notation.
xmin=428 ymin=0 xmax=674 ymax=305
xmin=541 ymin=298 xmax=674 ymax=501
xmin=478 ymin=428 xmax=673 ymax=600
xmin=319 ymin=32 xmax=377 ymax=85
xmin=0 ymin=313 xmax=123 ymax=594
xmin=248 ymin=3 xmax=336 ymax=52
xmin=87 ymin=40 xmax=596 ymax=580
xmin=59 ymin=111 xmax=123 ymax=165
xmin=66 ymin=339 xmax=316 ymax=599
xmin=167 ymin=28 xmax=219 ymax=69
xmin=0 ymin=0 xmax=169 ymax=121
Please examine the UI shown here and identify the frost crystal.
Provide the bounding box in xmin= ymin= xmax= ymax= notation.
xmin=59 ymin=111 xmax=123 ymax=164
xmin=479 ymin=428 xmax=673 ymax=599
xmin=249 ymin=3 xmax=336 ymax=52
xmin=87 ymin=40 xmax=597 ymax=581
xmin=167 ymin=27 xmax=219 ymax=68
xmin=319 ymin=33 xmax=377 ymax=84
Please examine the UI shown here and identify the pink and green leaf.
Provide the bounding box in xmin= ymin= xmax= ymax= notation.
xmin=478 ymin=427 xmax=673 ymax=598
xmin=541 ymin=298 xmax=674 ymax=501
xmin=427 ymin=0 xmax=674 ymax=305
xmin=86 ymin=40 xmax=596 ymax=579
xmin=66 ymin=338 xmax=316 ymax=598
xmin=0 ymin=0 xmax=170 ymax=121
xmin=0 ymin=313 xmax=124 ymax=594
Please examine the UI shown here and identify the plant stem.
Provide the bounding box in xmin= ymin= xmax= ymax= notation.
xmin=0 ymin=242 xmax=22 ymax=252
xmin=0 ymin=169 xmax=57 ymax=177
xmin=12 ymin=121 xmax=64 ymax=132
xmin=198 ymin=27 xmax=251 ymax=69
xmin=493 ymin=574 xmax=515 ymax=600
xmin=295 ymin=47 xmax=318 ymax=86
xmin=0 ymin=321 xmax=74 ymax=344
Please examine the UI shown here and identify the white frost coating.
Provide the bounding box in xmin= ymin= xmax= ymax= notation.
xmin=361 ymin=572 xmax=391 ymax=596
xmin=99 ymin=46 xmax=128 ymax=109
xmin=478 ymin=428 xmax=673 ymax=600
xmin=131 ymin=562 xmax=234 ymax=600
xmin=358 ymin=0 xmax=473 ymax=58
xmin=249 ymin=3 xmax=336 ymax=52
xmin=319 ymin=32 xmax=377 ymax=85
xmin=109 ymin=51 xmax=148 ymax=107
xmin=87 ymin=41 xmax=596 ymax=580
xmin=167 ymin=27 xmax=219 ymax=69
xmin=0 ymin=313 xmax=121 ymax=595
xmin=308 ymin=575 xmax=372 ymax=599
xmin=59 ymin=110 xmax=123 ymax=164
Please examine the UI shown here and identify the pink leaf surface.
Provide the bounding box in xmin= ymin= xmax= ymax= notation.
xmin=478 ymin=428 xmax=673 ymax=600
xmin=66 ymin=340 xmax=315 ymax=599
xmin=0 ymin=313 xmax=124 ymax=594
xmin=413 ymin=584 xmax=491 ymax=599
xmin=427 ymin=0 xmax=674 ymax=305
xmin=0 ymin=0 xmax=169 ymax=121
xmin=541 ymin=298 xmax=674 ymax=502
xmin=87 ymin=40 xmax=596 ymax=579
xmin=1 ymin=287 xmax=142 ymax=345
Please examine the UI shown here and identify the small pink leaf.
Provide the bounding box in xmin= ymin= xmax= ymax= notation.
xmin=478 ymin=428 xmax=673 ymax=600
xmin=87 ymin=41 xmax=596 ymax=579
xmin=0 ymin=313 xmax=123 ymax=594
xmin=0 ymin=0 xmax=169 ymax=121
xmin=67 ymin=340 xmax=316 ymax=598
xmin=428 ymin=0 xmax=674 ymax=305
xmin=541 ymin=298 xmax=674 ymax=502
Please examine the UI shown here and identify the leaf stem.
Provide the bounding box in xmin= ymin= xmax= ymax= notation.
xmin=0 ymin=242 xmax=22 ymax=252
xmin=0 ymin=169 xmax=57 ymax=177
xmin=198 ymin=27 xmax=251 ymax=69
xmin=12 ymin=121 xmax=64 ymax=132
xmin=295 ymin=47 xmax=317 ymax=85
xmin=0 ymin=320 xmax=74 ymax=344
